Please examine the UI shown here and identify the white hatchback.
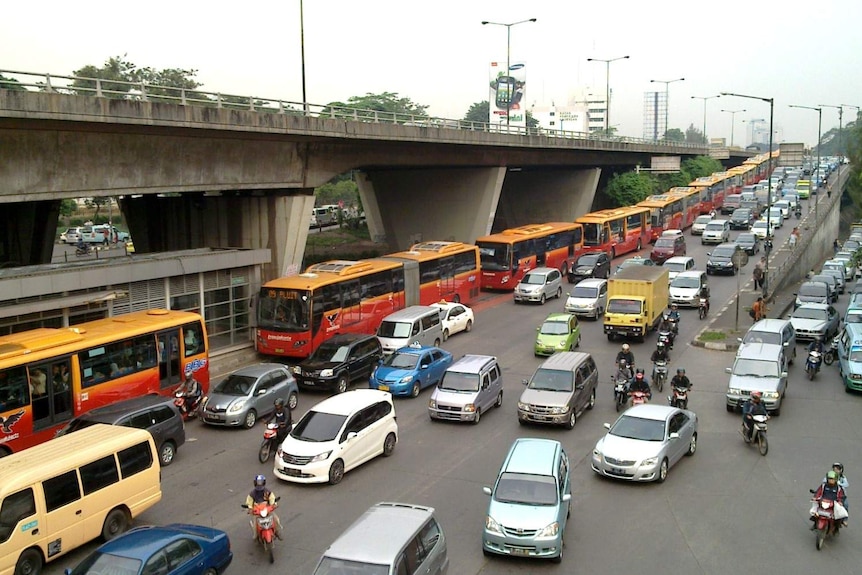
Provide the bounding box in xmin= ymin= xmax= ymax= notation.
xmin=431 ymin=300 xmax=474 ymax=341
xmin=273 ymin=389 xmax=398 ymax=485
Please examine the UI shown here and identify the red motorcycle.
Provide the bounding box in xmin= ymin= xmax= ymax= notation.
xmin=629 ymin=390 xmax=650 ymax=407
xmin=242 ymin=497 xmax=281 ymax=563
xmin=809 ymin=491 xmax=844 ymax=550
xmin=259 ymin=422 xmax=281 ymax=463
xmin=173 ymin=391 xmax=201 ymax=421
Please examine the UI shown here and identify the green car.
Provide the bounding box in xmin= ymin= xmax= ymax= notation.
xmin=535 ymin=313 xmax=581 ymax=356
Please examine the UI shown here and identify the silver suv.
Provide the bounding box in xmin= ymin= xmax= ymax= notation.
xmin=428 ymin=355 xmax=503 ymax=424
xmin=513 ymin=267 xmax=563 ymax=305
xmin=739 ymin=318 xmax=797 ymax=368
xmin=517 ymin=352 xmax=598 ymax=429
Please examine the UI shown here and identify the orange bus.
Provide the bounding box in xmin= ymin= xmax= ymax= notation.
xmin=381 ymin=241 xmax=481 ymax=305
xmin=0 ymin=309 xmax=208 ymax=456
xmin=637 ymin=193 xmax=687 ymax=241
xmin=575 ymin=206 xmax=651 ymax=259
xmin=475 ymin=222 xmax=584 ymax=290
xmin=668 ymin=187 xmax=703 ymax=226
xmin=257 ymin=259 xmax=407 ymax=358
xmin=689 ymin=173 xmax=730 ymax=214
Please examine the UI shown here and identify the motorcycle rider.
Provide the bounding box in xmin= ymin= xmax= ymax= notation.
xmin=825 ymin=462 xmax=850 ymax=491
xmin=658 ymin=314 xmax=676 ymax=348
xmin=650 ymin=341 xmax=670 ymax=382
xmin=75 ymin=238 xmax=90 ymax=254
xmin=810 ymin=471 xmax=849 ymax=529
xmin=616 ymin=343 xmax=635 ymax=370
xmin=670 ymin=367 xmax=692 ymax=392
xmin=808 ymin=336 xmax=825 ymax=356
xmin=615 ymin=358 xmax=634 ymax=384
xmin=245 ymin=474 xmax=283 ymax=540
xmin=667 ymin=304 xmax=681 ymax=333
xmin=628 ymin=369 xmax=651 ymax=400
xmin=265 ymin=397 xmax=292 ymax=445
xmin=175 ymin=366 xmax=202 ymax=416
xmin=741 ymin=391 xmax=769 ymax=442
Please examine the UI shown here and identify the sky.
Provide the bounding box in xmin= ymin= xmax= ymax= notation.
xmin=5 ymin=0 xmax=861 ymax=147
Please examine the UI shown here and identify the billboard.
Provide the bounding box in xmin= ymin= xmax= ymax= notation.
xmin=489 ymin=61 xmax=527 ymax=128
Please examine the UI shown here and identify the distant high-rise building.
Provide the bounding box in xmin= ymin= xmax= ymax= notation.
xmin=643 ymin=91 xmax=667 ymax=141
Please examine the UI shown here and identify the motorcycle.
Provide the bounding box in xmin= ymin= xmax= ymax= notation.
xmin=741 ymin=414 xmax=769 ymax=456
xmin=795 ymin=208 xmax=802 ymax=220
xmin=652 ymin=360 xmax=668 ymax=392
xmin=658 ymin=329 xmax=674 ymax=350
xmin=74 ymin=244 xmax=91 ymax=257
xmin=823 ymin=336 xmax=838 ymax=366
xmin=809 ymin=491 xmax=845 ymax=551
xmin=259 ymin=422 xmax=283 ymax=463
xmin=613 ymin=376 xmax=629 ymax=412
xmin=764 ymin=238 xmax=773 ymax=255
xmin=698 ymin=297 xmax=709 ymax=320
xmin=241 ymin=496 xmax=281 ymax=563
xmin=173 ymin=391 xmax=201 ymax=421
xmin=629 ymin=390 xmax=650 ymax=407
xmin=668 ymin=385 xmax=689 ymax=410
xmin=806 ymin=350 xmax=822 ymax=380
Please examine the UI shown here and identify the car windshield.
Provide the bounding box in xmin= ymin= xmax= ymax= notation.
xmin=845 ymin=312 xmax=862 ymax=324
xmin=793 ymin=308 xmax=827 ymax=321
xmin=753 ymin=222 xmax=767 ymax=229
xmin=578 ymin=255 xmax=599 ymax=266
xmin=655 ymin=238 xmax=675 ymax=248
xmin=313 ymin=558 xmax=389 ymax=575
xmin=477 ymin=241 xmax=511 ymax=272
xmin=609 ymin=415 xmax=666 ymax=441
xmin=313 ymin=342 xmax=351 ymax=362
xmin=378 ymin=320 xmax=412 ymax=338
xmin=539 ymin=321 xmax=570 ymax=336
xmin=737 ymin=235 xmax=755 ymax=244
xmin=494 ymin=472 xmax=558 ymax=506
xmin=712 ymin=247 xmax=735 ymax=258
xmin=664 ymin=261 xmax=688 ymax=272
xmin=799 ymin=284 xmax=827 ymax=297
xmin=671 ymin=276 xmax=701 ymax=289
xmin=383 ymin=352 xmax=419 ymax=369
xmin=695 ymin=216 xmax=712 ymax=224
xmin=607 ymin=299 xmax=642 ymax=314
xmin=742 ymin=331 xmax=781 ymax=345
xmin=705 ymin=223 xmax=725 ymax=231
xmin=213 ymin=374 xmax=257 ymax=395
xmin=522 ymin=273 xmax=547 ymax=285
xmin=572 ymin=286 xmax=598 ymax=298
xmin=527 ymin=368 xmax=574 ymax=392
xmin=732 ymin=358 xmax=780 ymax=378
xmin=438 ymin=371 xmax=479 ymax=392
xmin=68 ymin=552 xmax=142 ymax=575
xmin=290 ymin=410 xmax=348 ymax=442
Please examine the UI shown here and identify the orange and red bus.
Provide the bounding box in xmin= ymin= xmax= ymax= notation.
xmin=382 ymin=241 xmax=481 ymax=305
xmin=0 ymin=309 xmax=208 ymax=456
xmin=668 ymin=187 xmax=703 ymax=225
xmin=689 ymin=173 xmax=730 ymax=213
xmin=575 ymin=206 xmax=651 ymax=259
xmin=476 ymin=222 xmax=584 ymax=290
xmin=637 ymin=192 xmax=687 ymax=241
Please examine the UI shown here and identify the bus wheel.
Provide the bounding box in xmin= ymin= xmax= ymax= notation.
xmin=15 ymin=548 xmax=42 ymax=575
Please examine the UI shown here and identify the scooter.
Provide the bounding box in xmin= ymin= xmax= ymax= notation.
xmin=741 ymin=414 xmax=769 ymax=456
xmin=668 ymin=385 xmax=689 ymax=410
xmin=652 ymin=360 xmax=668 ymax=392
xmin=629 ymin=390 xmax=650 ymax=407
xmin=259 ymin=422 xmax=282 ymax=463
xmin=823 ymin=336 xmax=838 ymax=366
xmin=809 ymin=491 xmax=844 ymax=551
xmin=74 ymin=244 xmax=91 ymax=257
xmin=698 ymin=297 xmax=710 ymax=320
xmin=613 ymin=376 xmax=629 ymax=412
xmin=241 ymin=496 xmax=281 ymax=563
xmin=658 ymin=329 xmax=674 ymax=350
xmin=173 ymin=391 xmax=201 ymax=421
xmin=806 ymin=350 xmax=822 ymax=380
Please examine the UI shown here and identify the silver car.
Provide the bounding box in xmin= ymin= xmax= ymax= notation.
xmin=591 ymin=404 xmax=697 ymax=483
xmin=201 ymin=363 xmax=298 ymax=428
xmin=564 ymin=278 xmax=608 ymax=319
xmin=513 ymin=267 xmax=563 ymax=305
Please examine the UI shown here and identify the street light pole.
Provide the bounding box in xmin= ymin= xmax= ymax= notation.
xmin=789 ymin=105 xmax=822 ymax=225
xmin=587 ymin=55 xmax=629 ymax=135
xmin=691 ymin=95 xmax=720 ymax=144
xmin=300 ymin=0 xmax=307 ymax=114
xmin=722 ymin=92 xmax=774 ymax=296
xmin=720 ymin=109 xmax=746 ymax=147
xmin=482 ymin=18 xmax=537 ymax=130
xmin=650 ymin=77 xmax=685 ymax=139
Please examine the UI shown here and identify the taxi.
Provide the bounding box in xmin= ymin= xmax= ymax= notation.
xmin=837 ymin=324 xmax=862 ymax=392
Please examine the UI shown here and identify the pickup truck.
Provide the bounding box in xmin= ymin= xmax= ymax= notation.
xmin=603 ymin=266 xmax=669 ymax=342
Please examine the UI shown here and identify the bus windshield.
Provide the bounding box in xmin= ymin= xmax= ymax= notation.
xmin=477 ymin=242 xmax=511 ymax=271
xmin=258 ymin=288 xmax=311 ymax=331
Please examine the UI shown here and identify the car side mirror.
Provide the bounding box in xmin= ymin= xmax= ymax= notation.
xmin=562 ymin=493 xmax=572 ymax=502
xmin=781 ymin=371 xmax=788 ymax=378
xmin=522 ymin=379 xmax=529 ymax=386
xmin=257 ymin=389 xmax=267 ymax=395
xmin=483 ymin=486 xmax=492 ymax=496
xmin=346 ymin=431 xmax=358 ymax=441
xmin=725 ymin=367 xmax=732 ymax=374
xmin=536 ymin=327 xmax=540 ymax=331
xmin=737 ymin=338 xmax=743 ymax=343
xmin=669 ymin=432 xmax=680 ymax=440
xmin=420 ymin=364 xmax=428 ymax=370
xmin=603 ymin=422 xmax=611 ymax=430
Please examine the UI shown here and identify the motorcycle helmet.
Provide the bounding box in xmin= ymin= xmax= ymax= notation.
xmin=750 ymin=391 xmax=762 ymax=401
xmin=635 ymin=371 xmax=644 ymax=380
xmin=254 ymin=474 xmax=266 ymax=488
xmin=622 ymin=343 xmax=630 ymax=352
xmin=677 ymin=368 xmax=685 ymax=374
xmin=656 ymin=341 xmax=665 ymax=349
xmin=827 ymin=470 xmax=838 ymax=482
xmin=274 ymin=398 xmax=285 ymax=409
xmin=833 ymin=462 xmax=844 ymax=473
xmin=671 ymin=303 xmax=678 ymax=310
xmin=619 ymin=359 xmax=628 ymax=368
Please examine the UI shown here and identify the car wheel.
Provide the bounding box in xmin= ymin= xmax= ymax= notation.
xmin=434 ymin=338 xmax=441 ymax=347
xmin=540 ymin=294 xmax=546 ymax=305
xmin=243 ymin=409 xmax=258 ymax=429
xmin=565 ymin=410 xmax=576 ymax=430
xmin=203 ymin=569 xmax=218 ymax=575
xmin=495 ymin=390 xmax=503 ymax=408
xmin=587 ymin=388 xmax=596 ymax=410
xmin=465 ymin=319 xmax=473 ymax=333
xmin=595 ymin=306 xmax=604 ymax=320
xmin=473 ymin=408 xmax=481 ymax=425
xmin=328 ymin=459 xmax=345 ymax=485
xmin=637 ymin=239 xmax=642 ymax=251
xmin=336 ymin=375 xmax=349 ymax=394
xmin=102 ymin=508 xmax=130 ymax=541
xmin=686 ymin=433 xmax=697 ymax=456
xmin=159 ymin=441 xmax=176 ymax=466
xmin=410 ymin=382 xmax=421 ymax=398
xmin=15 ymin=548 xmax=42 ymax=575
xmin=442 ymin=329 xmax=449 ymax=342
xmin=556 ymin=287 xmax=562 ymax=299
xmin=726 ymin=404 xmax=734 ymax=413
xmin=656 ymin=458 xmax=669 ymax=483
xmin=383 ymin=432 xmax=396 ymax=456
xmin=575 ymin=334 xmax=581 ymax=348
xmin=287 ymin=391 xmax=298 ymax=410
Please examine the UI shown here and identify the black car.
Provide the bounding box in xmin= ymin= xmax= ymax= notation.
xmin=735 ymin=232 xmax=761 ymax=255
xmin=729 ymin=208 xmax=753 ymax=230
xmin=293 ymin=334 xmax=383 ymax=393
xmin=568 ymin=252 xmax=611 ymax=283
xmin=706 ymin=243 xmax=748 ymax=275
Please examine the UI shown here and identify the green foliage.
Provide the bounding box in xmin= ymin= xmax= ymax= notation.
xmin=321 ymin=92 xmax=429 ymax=121
xmin=602 ymin=156 xmax=722 ymax=207
xmin=664 ymin=128 xmax=685 ymax=142
xmin=682 ymin=156 xmax=722 ymax=179
xmin=605 ymin=172 xmax=655 ymax=206
xmin=59 ymin=199 xmax=78 ymax=217
xmin=685 ymin=124 xmax=706 ymax=144
xmin=70 ymin=55 xmax=203 ymax=100
xmin=526 ymin=111 xmax=539 ymax=128
xmin=463 ymin=101 xmax=489 ymax=123
xmin=0 ymin=74 xmax=25 ymax=91
xmin=71 ymin=55 xmax=138 ymax=97
xmin=845 ymin=120 xmax=862 ymax=218
xmin=315 ymin=178 xmax=359 ymax=209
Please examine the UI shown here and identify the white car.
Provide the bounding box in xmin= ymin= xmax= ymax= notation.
xmin=273 ymin=389 xmax=398 ymax=484
xmin=772 ymin=200 xmax=791 ymax=220
xmin=565 ymin=278 xmax=608 ymax=319
xmin=764 ymin=209 xmax=784 ymax=228
xmin=701 ymin=220 xmax=730 ymax=245
xmin=751 ymin=220 xmax=777 ymax=239
xmin=691 ymin=215 xmax=713 ymax=236
xmin=431 ymin=300 xmax=474 ymax=341
xmin=663 ymin=256 xmax=695 ymax=283
xmin=669 ymin=271 xmax=709 ymax=308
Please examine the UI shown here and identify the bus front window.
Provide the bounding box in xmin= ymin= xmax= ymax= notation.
xmin=477 ymin=242 xmax=511 ymax=272
xmin=582 ymin=223 xmax=601 ymax=246
xmin=258 ymin=289 xmax=311 ymax=331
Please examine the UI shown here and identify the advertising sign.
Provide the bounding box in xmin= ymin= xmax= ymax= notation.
xmin=489 ymin=61 xmax=527 ymax=128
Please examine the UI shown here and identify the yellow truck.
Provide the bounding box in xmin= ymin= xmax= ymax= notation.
xmin=604 ymin=266 xmax=669 ymax=341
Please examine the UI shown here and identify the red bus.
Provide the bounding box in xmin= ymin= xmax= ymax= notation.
xmin=689 ymin=173 xmax=730 ymax=213
xmin=382 ymin=241 xmax=481 ymax=305
xmin=637 ymin=193 xmax=686 ymax=241
xmin=575 ymin=206 xmax=651 ymax=259
xmin=668 ymin=187 xmax=703 ymax=226
xmin=476 ymin=223 xmax=584 ymax=290
xmin=0 ymin=309 xmax=209 ymax=456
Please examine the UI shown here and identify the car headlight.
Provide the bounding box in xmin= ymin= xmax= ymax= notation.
xmin=399 ymin=374 xmax=414 ymax=383
xmin=641 ymin=457 xmax=658 ymax=467
xmin=592 ymin=449 xmax=601 ymax=458
xmin=428 ymin=399 xmax=437 ymax=409
xmin=518 ymin=402 xmax=530 ymax=412
xmin=557 ymin=340 xmax=567 ymax=348
xmin=228 ymin=400 xmax=246 ymax=414
xmin=727 ymin=388 xmax=741 ymax=395
xmin=320 ymin=368 xmax=333 ymax=378
xmin=464 ymin=403 xmax=476 ymax=413
xmin=537 ymin=522 xmax=559 ymax=537
xmin=536 ymin=338 xmax=544 ymax=346
xmin=485 ymin=515 xmax=503 ymax=535
xmin=310 ymin=450 xmax=333 ymax=463
xmin=763 ymin=391 xmax=780 ymax=399
xmin=550 ymin=406 xmax=569 ymax=414
xmin=293 ymin=365 xmax=301 ymax=375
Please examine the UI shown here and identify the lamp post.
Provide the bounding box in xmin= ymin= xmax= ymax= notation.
xmin=691 ymin=94 xmax=720 ymax=145
xmin=300 ymin=0 xmax=307 ymax=114
xmin=650 ymin=77 xmax=685 ymax=139
xmin=720 ymin=108 xmax=746 ymax=147
xmin=587 ymin=55 xmax=629 ymax=135
xmin=789 ymin=104 xmax=822 ymax=224
xmin=722 ymin=92 xmax=774 ymax=297
xmin=482 ymin=18 xmax=537 ymax=129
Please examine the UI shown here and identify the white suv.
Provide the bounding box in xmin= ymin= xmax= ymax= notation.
xmin=701 ymin=220 xmax=730 ymax=245
xmin=273 ymin=389 xmax=398 ymax=485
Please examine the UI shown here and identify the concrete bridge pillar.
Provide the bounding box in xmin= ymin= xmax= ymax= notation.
xmin=0 ymin=200 xmax=60 ymax=266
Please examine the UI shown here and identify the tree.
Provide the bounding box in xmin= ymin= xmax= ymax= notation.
xmin=605 ymin=172 xmax=655 ymax=207
xmin=682 ymin=156 xmax=723 ymax=180
xmin=463 ymin=101 xmax=489 ymax=124
xmin=321 ymin=92 xmax=429 ymax=122
xmin=845 ymin=119 xmax=862 ymax=217
xmin=663 ymin=128 xmax=685 ymax=142
xmin=84 ymin=197 xmax=110 ymax=222
xmin=69 ymin=56 xmax=205 ymax=101
xmin=71 ymin=55 xmax=137 ymax=97
xmin=0 ymin=74 xmax=25 ymax=91
xmin=59 ymin=199 xmax=78 ymax=217
xmin=685 ymin=124 xmax=706 ymax=145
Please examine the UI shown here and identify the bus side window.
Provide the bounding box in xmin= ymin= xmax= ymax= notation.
xmin=0 ymin=366 xmax=30 ymax=413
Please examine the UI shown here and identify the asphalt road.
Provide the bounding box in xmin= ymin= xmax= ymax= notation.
xmin=43 ymin=212 xmax=862 ymax=575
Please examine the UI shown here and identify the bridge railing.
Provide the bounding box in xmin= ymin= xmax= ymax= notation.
xmin=0 ymin=69 xmax=706 ymax=150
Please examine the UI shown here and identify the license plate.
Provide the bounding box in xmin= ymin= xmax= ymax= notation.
xmin=510 ymin=548 xmax=529 ymax=556
xmin=205 ymin=415 xmax=223 ymax=422
xmin=378 ymin=384 xmax=390 ymax=391
xmin=610 ymin=467 xmax=624 ymax=475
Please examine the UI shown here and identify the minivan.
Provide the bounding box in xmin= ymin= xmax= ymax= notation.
xmin=702 ymin=220 xmax=731 ymax=244
xmin=721 ymin=194 xmax=743 ymax=215
xmin=514 ymin=267 xmax=564 ymax=304
xmin=517 ymin=352 xmax=598 ymax=429
xmin=312 ymin=502 xmax=448 ymax=575
xmin=669 ymin=271 xmax=709 ymax=308
xmin=795 ymin=281 xmax=830 ymax=308
xmin=428 ymin=355 xmax=503 ymax=424
xmin=377 ymin=306 xmax=443 ymax=355
xmin=564 ymin=278 xmax=608 ymax=319
xmin=725 ymin=343 xmax=787 ymax=415
xmin=739 ymin=318 xmax=797 ymax=368
xmin=837 ymin=323 xmax=862 ymax=392
xmin=60 ymin=394 xmax=185 ymax=466
xmin=482 ymin=438 xmax=571 ymax=563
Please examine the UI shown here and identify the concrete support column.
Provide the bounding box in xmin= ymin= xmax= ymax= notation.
xmin=0 ymin=200 xmax=60 ymax=266
xmin=493 ymin=168 xmax=600 ymax=231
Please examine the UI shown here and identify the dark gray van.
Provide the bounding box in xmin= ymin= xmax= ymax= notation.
xmin=517 ymin=352 xmax=598 ymax=429
xmin=60 ymin=394 xmax=185 ymax=466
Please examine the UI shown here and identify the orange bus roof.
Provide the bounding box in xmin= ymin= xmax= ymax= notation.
xmin=264 ymin=259 xmax=403 ymax=290
xmin=576 ymin=206 xmax=649 ymax=223
xmin=476 ymin=222 xmax=581 ymax=243
xmin=386 ymin=241 xmax=477 ymax=262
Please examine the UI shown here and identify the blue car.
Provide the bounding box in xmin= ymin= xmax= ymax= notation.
xmin=369 ymin=345 xmax=453 ymax=397
xmin=66 ymin=524 xmax=233 ymax=575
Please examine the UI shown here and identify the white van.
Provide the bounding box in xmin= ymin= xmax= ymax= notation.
xmin=377 ymin=306 xmax=443 ymax=355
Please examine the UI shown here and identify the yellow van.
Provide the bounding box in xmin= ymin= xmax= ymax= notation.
xmin=0 ymin=424 xmax=162 ymax=575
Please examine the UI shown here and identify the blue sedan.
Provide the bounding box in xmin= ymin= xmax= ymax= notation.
xmin=67 ymin=524 xmax=232 ymax=575
xmin=369 ymin=345 xmax=453 ymax=397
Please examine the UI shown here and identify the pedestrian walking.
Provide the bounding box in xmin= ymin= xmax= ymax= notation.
xmin=751 ymin=296 xmax=766 ymax=322
xmin=753 ymin=258 xmax=765 ymax=291
xmin=834 ymin=239 xmax=841 ymax=255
